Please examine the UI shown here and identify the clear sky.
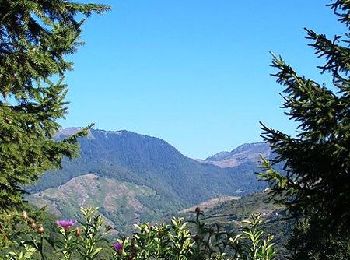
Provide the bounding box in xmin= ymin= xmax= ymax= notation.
xmin=62 ymin=0 xmax=343 ymax=159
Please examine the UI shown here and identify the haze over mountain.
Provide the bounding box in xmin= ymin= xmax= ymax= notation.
xmin=28 ymin=128 xmax=268 ymax=233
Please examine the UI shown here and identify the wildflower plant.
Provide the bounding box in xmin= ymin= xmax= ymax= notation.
xmin=189 ymin=207 xmax=233 ymax=259
xmin=229 ymin=213 xmax=276 ymax=260
xmin=56 ymin=218 xmax=77 ymax=260
xmin=113 ymin=217 xmax=194 ymax=259
xmin=77 ymin=207 xmax=106 ymax=260
xmin=113 ymin=209 xmax=276 ymax=260
xmin=54 ymin=207 xmax=109 ymax=260
xmin=0 ymin=206 xmax=276 ymax=259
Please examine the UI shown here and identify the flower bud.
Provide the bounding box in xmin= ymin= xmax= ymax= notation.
xmin=22 ymin=211 xmax=28 ymax=220
xmin=37 ymin=225 xmax=45 ymax=234
xmin=75 ymin=227 xmax=81 ymax=237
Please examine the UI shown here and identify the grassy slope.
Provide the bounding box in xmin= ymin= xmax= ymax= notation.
xmin=28 ymin=173 xmax=181 ymax=234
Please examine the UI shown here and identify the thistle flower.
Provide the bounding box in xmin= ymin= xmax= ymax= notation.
xmin=56 ymin=219 xmax=76 ymax=230
xmin=113 ymin=242 xmax=123 ymax=253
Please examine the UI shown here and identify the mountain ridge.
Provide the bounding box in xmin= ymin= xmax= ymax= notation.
xmin=204 ymin=142 xmax=271 ymax=168
xmin=28 ymin=128 xmax=268 ymax=231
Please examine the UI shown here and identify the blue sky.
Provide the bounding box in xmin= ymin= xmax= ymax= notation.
xmin=62 ymin=0 xmax=342 ymax=159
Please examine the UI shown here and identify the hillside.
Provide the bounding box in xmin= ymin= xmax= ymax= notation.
xmin=28 ymin=129 xmax=267 ymax=230
xmin=180 ymin=192 xmax=292 ymax=259
xmin=28 ymin=173 xmax=175 ymax=234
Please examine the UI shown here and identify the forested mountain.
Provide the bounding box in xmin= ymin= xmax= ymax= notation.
xmin=28 ymin=129 xmax=267 ymax=233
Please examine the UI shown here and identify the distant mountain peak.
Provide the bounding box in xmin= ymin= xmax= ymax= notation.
xmin=57 ymin=127 xmax=82 ymax=136
xmin=205 ymin=142 xmax=270 ymax=168
xmin=232 ymin=142 xmax=268 ymax=153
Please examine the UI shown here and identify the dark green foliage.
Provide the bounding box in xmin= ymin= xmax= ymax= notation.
xmin=0 ymin=1 xmax=108 ymax=210
xmin=260 ymin=1 xmax=350 ymax=258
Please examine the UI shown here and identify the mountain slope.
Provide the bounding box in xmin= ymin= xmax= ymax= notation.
xmin=180 ymin=192 xmax=292 ymax=259
xmin=28 ymin=129 xmax=267 ymax=229
xmin=29 ymin=173 xmax=176 ymax=234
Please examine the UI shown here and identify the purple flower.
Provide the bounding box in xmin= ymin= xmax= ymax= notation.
xmin=56 ymin=219 xmax=76 ymax=230
xmin=113 ymin=242 xmax=123 ymax=252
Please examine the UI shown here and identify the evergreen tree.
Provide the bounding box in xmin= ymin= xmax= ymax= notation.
xmin=260 ymin=1 xmax=350 ymax=259
xmin=0 ymin=1 xmax=108 ymax=210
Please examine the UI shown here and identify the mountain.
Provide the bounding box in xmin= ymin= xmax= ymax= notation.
xmin=204 ymin=142 xmax=271 ymax=168
xmin=28 ymin=129 xmax=267 ymax=233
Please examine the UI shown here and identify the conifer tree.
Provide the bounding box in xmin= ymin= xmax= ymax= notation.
xmin=0 ymin=1 xmax=108 ymax=210
xmin=260 ymin=1 xmax=350 ymax=258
